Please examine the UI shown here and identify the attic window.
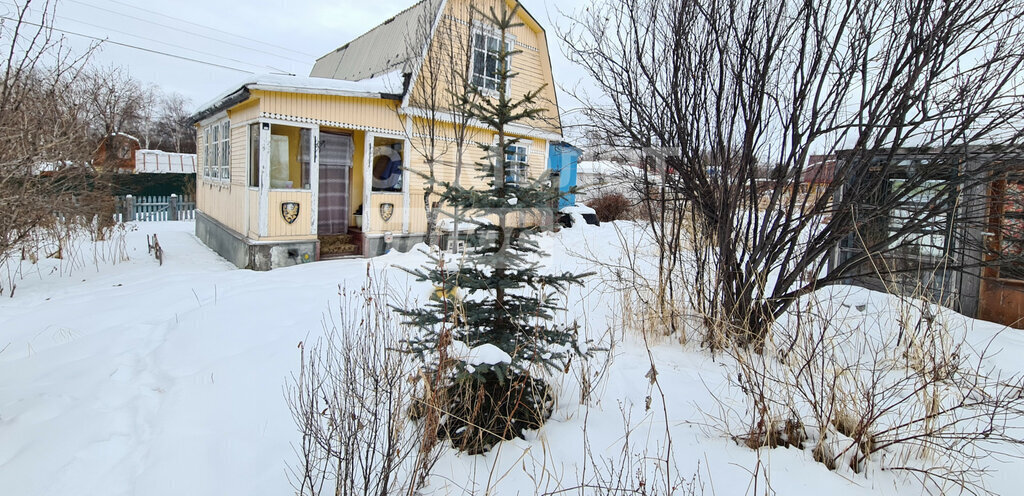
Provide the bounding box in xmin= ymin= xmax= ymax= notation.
xmin=471 ymin=28 xmax=513 ymax=94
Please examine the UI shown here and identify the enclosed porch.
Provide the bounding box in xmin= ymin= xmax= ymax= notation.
xmin=239 ymin=118 xmax=414 ymax=266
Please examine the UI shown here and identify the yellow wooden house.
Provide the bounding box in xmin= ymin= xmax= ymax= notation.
xmin=189 ymin=0 xmax=562 ymax=270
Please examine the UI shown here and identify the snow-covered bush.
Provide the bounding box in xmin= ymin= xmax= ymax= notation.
xmin=725 ymin=290 xmax=1024 ymax=493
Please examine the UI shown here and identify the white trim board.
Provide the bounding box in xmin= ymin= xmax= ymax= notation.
xmin=401 ymin=0 xmax=450 ymax=110
xmin=399 ymin=107 xmax=561 ymax=141
xmin=260 ymin=112 xmax=404 ymax=138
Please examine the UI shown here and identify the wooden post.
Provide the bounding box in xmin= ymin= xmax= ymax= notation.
xmin=169 ymin=194 xmax=179 ymax=221
xmin=125 ymin=195 xmax=135 ymax=222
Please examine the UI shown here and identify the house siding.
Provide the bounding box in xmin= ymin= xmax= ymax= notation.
xmin=192 ymin=0 xmax=563 ymax=263
xmin=266 ymin=190 xmax=314 ymax=238
xmin=196 ymin=123 xmax=247 ymax=235
xmin=408 ymin=0 xmax=561 ymax=135
xmin=254 ymin=90 xmax=404 ymax=134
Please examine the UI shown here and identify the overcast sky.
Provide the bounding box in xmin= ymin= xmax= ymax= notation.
xmin=28 ymin=0 xmax=592 ymax=135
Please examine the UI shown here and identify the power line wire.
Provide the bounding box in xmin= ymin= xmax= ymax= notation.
xmin=0 ymin=14 xmax=256 ymax=74
xmin=51 ymin=12 xmax=291 ymax=73
xmin=65 ymin=0 xmax=312 ymax=65
xmin=101 ymin=0 xmax=318 ymax=59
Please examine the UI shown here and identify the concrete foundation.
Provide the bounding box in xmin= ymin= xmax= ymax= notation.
xmin=195 ymin=211 xmax=249 ymax=268
xmin=195 ymin=211 xmax=317 ymax=271
xmin=364 ymin=233 xmax=426 ymax=256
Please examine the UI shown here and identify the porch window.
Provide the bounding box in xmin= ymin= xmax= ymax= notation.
xmin=268 ymin=124 xmax=311 ymax=190
xmin=371 ymin=136 xmax=404 ymax=193
xmin=210 ymin=124 xmax=219 ymax=179
xmin=471 ymin=27 xmax=513 ymax=94
xmin=220 ymin=121 xmax=230 ymax=181
xmin=248 ymin=123 xmax=260 ymax=187
xmin=203 ymin=127 xmax=211 ymax=178
xmin=202 ymin=118 xmax=229 ymax=182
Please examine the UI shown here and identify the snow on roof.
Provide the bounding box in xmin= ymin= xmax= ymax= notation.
xmin=577 ymin=160 xmax=627 ymax=175
xmin=135 ymin=150 xmax=197 ymax=174
xmin=32 ymin=162 xmax=60 ymax=175
xmin=193 ymin=71 xmax=405 ymax=118
xmin=108 ymin=132 xmax=140 ymax=144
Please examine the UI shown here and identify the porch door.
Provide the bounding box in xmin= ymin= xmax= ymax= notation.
xmin=317 ymin=131 xmax=353 ymax=235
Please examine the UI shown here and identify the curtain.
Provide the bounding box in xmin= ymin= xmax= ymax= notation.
xmin=317 ymin=132 xmax=353 ymax=235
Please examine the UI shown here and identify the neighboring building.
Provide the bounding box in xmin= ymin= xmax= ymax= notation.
xmin=799 ymin=154 xmax=837 ymax=203
xmin=548 ymin=141 xmax=581 ymax=208
xmin=135 ymin=150 xmax=197 ymax=174
xmin=575 ymin=160 xmax=635 ymax=203
xmin=189 ymin=0 xmax=564 ymax=270
xmin=979 ymin=173 xmax=1024 ymax=327
xmin=832 ymin=146 xmax=1024 ymax=329
xmin=93 ymin=133 xmax=141 ymax=173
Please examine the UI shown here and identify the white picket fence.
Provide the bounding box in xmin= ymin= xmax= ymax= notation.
xmin=116 ymin=194 xmax=196 ymax=222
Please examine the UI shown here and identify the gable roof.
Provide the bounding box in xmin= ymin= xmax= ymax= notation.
xmin=310 ymin=0 xmax=444 ymax=82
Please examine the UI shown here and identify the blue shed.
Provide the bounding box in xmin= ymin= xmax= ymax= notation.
xmin=548 ymin=141 xmax=581 ymax=208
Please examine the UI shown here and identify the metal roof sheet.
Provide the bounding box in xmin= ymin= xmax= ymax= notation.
xmin=310 ymin=0 xmax=442 ymax=82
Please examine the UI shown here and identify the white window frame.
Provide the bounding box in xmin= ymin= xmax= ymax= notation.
xmin=247 ymin=122 xmax=260 ymax=188
xmin=220 ymin=120 xmax=230 ymax=181
xmin=203 ymin=127 xmax=212 ymax=179
xmin=202 ymin=117 xmax=230 ymax=183
xmin=493 ymin=134 xmax=529 ymax=186
xmin=470 ymin=23 xmax=515 ymax=97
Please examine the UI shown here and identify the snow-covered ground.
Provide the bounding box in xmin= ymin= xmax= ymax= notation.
xmin=1 ymin=221 xmax=1022 ymax=495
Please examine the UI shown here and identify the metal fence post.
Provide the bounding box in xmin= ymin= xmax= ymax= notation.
xmin=125 ymin=195 xmax=135 ymax=222
xmin=169 ymin=194 xmax=178 ymax=221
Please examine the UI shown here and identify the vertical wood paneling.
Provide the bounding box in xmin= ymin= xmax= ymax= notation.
xmin=230 ymin=125 xmax=246 ymax=186
xmin=197 ymin=182 xmax=246 ymax=234
xmin=412 ymin=0 xmax=560 ymax=134
xmin=248 ymin=189 xmax=260 ymax=238
xmin=368 ymin=194 xmax=404 ymax=234
xmin=266 ymin=190 xmax=313 ymax=238
xmin=228 ymin=99 xmax=260 ymax=123
xmin=255 ymin=91 xmax=403 ymax=133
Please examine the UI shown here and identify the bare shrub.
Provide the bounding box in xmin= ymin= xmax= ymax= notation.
xmin=557 ymin=405 xmax=708 ymax=496
xmin=562 ymin=0 xmax=1024 ymax=347
xmin=725 ymin=287 xmax=1024 ymax=493
xmin=586 ymin=192 xmax=633 ymax=223
xmin=286 ymin=273 xmax=439 ymax=496
xmin=0 ymin=1 xmax=138 ymax=294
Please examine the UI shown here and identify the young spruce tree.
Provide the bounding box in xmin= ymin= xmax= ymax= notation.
xmin=399 ymin=3 xmax=589 ymax=454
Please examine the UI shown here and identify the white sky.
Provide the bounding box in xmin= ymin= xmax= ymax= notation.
xmin=27 ymin=0 xmax=591 ymax=138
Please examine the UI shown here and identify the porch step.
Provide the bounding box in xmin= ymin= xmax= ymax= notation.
xmin=319 ymin=232 xmax=362 ymax=257
xmin=320 ymin=253 xmax=364 ymax=261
